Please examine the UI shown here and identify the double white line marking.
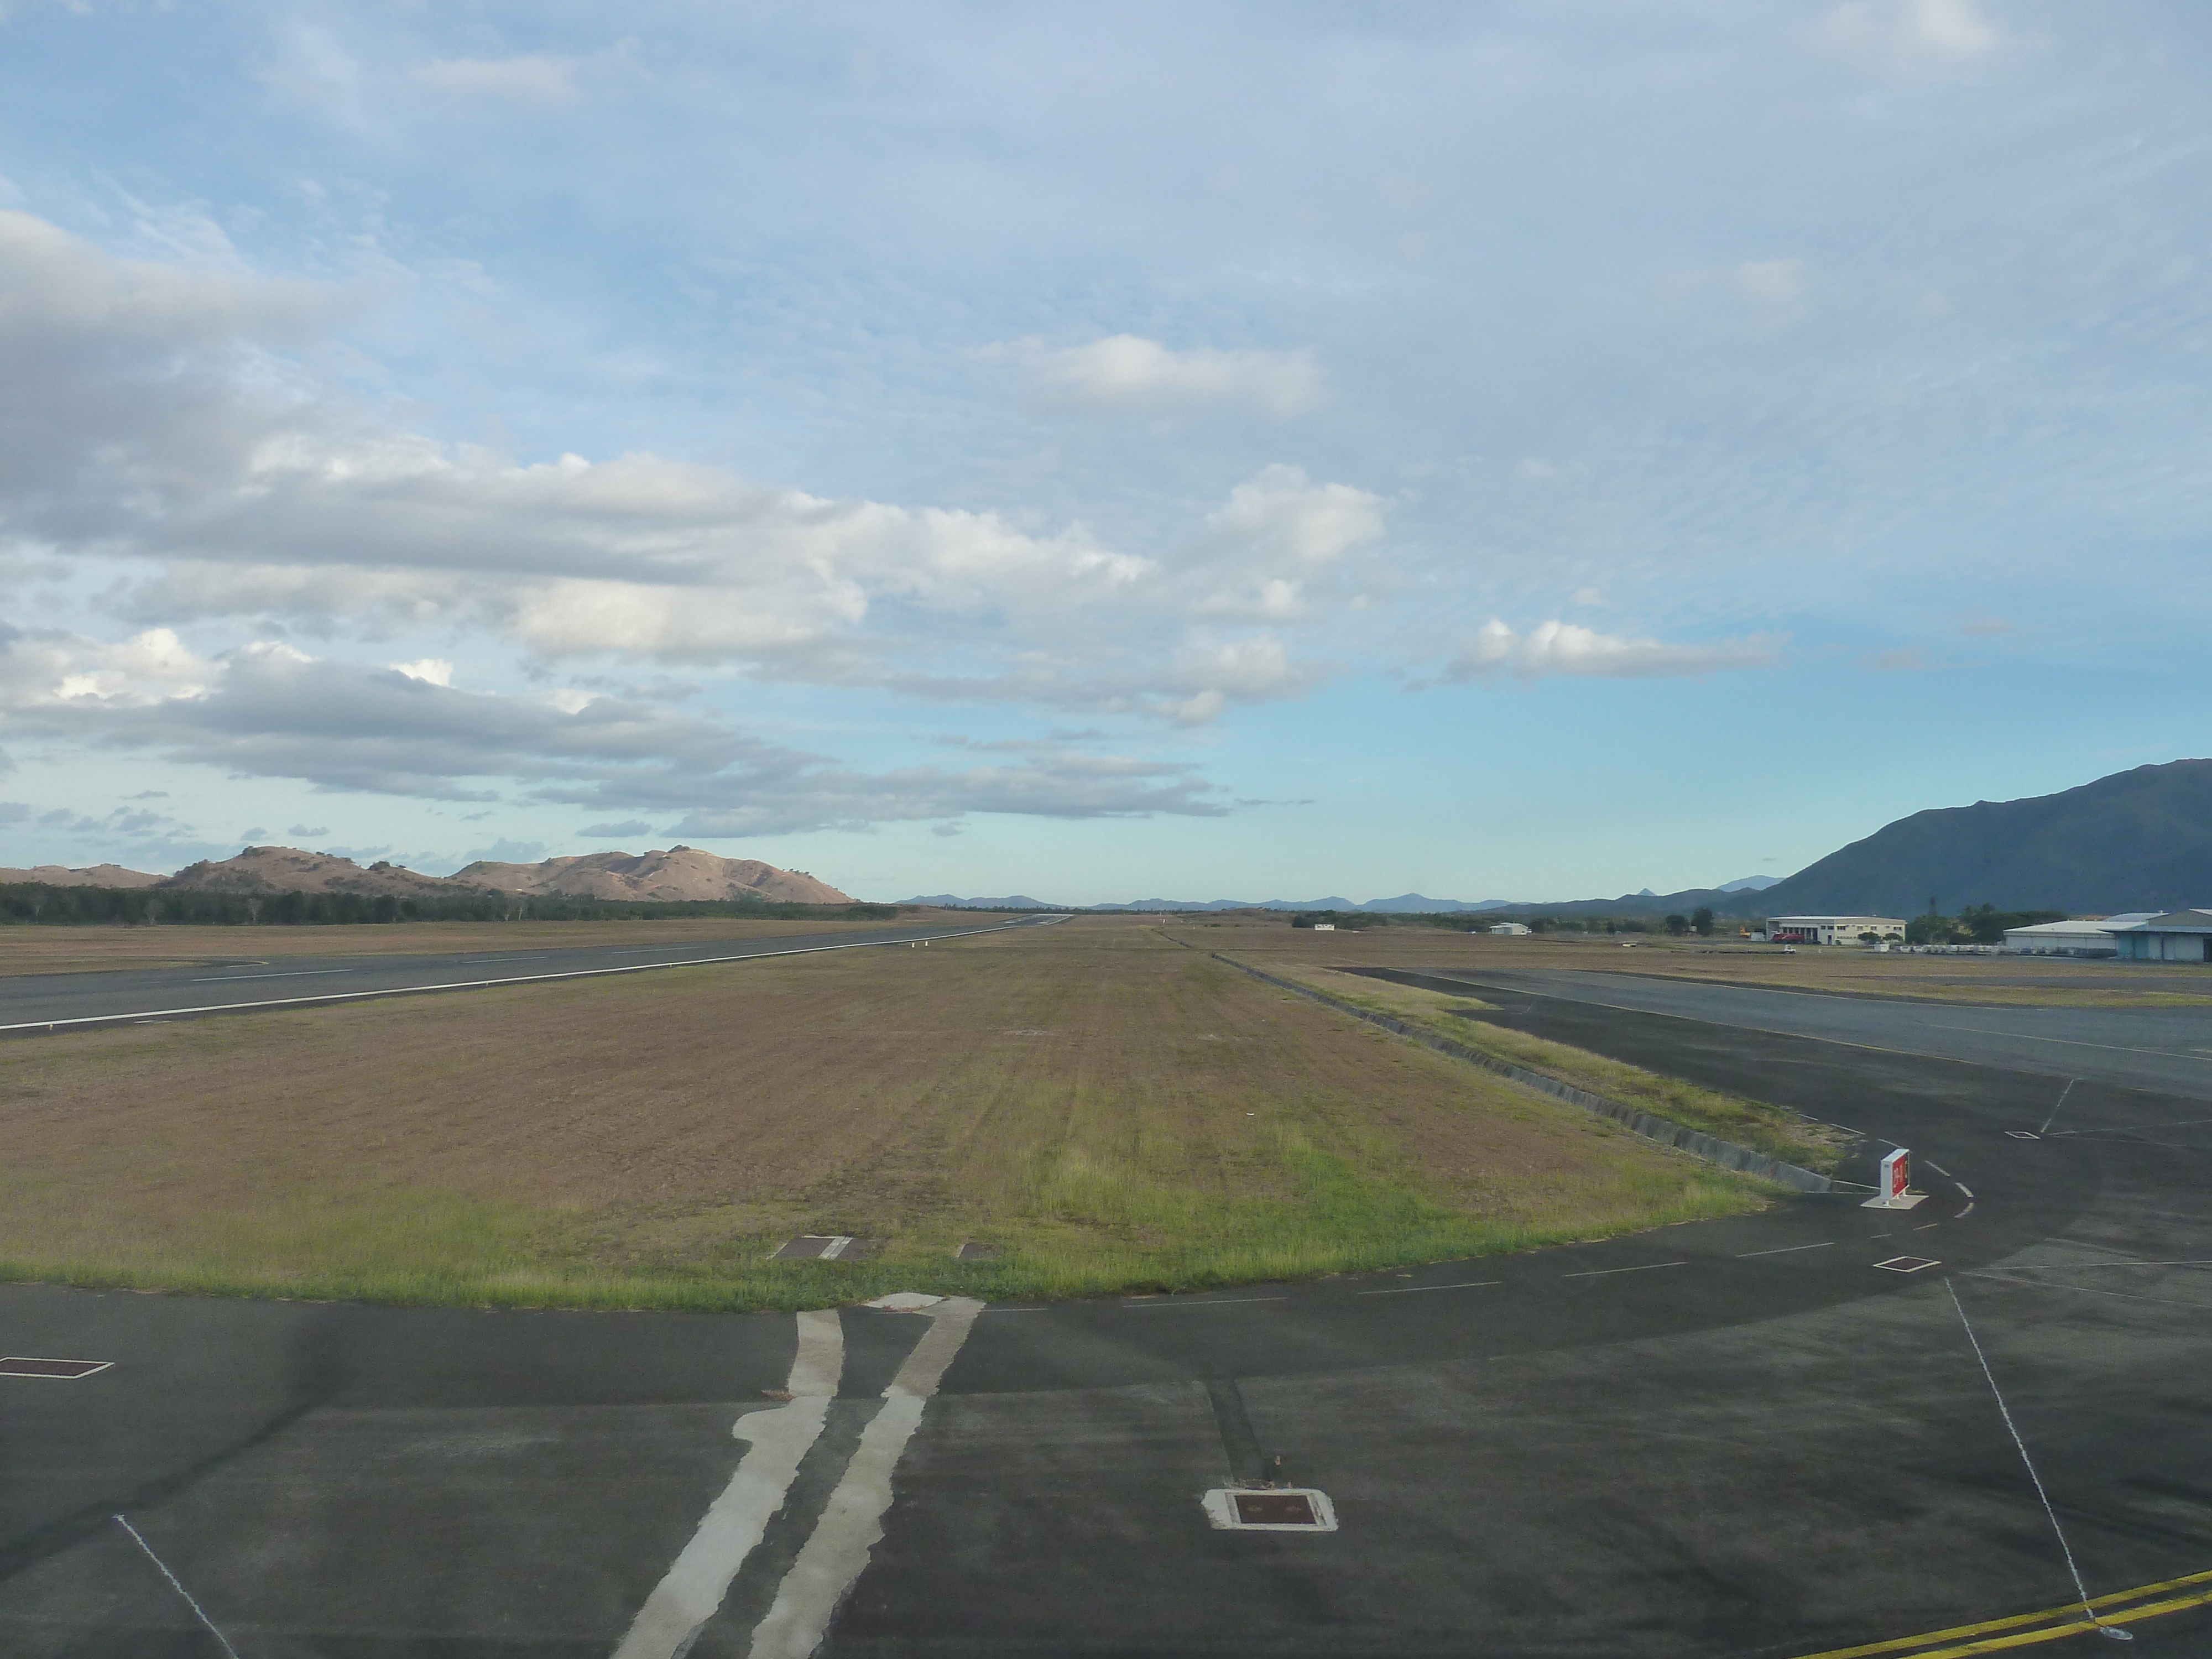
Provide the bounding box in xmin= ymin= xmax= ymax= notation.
xmin=613 ymin=1297 xmax=983 ymax=1659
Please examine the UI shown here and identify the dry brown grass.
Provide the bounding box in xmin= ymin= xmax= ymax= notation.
xmin=1171 ymin=914 xmax=2212 ymax=1006
xmin=0 ymin=913 xmax=979 ymax=977
xmin=0 ymin=917 xmax=1757 ymax=1308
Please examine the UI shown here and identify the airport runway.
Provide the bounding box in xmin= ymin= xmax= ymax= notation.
xmin=3 ymin=968 xmax=2210 ymax=1654
xmin=0 ymin=913 xmax=1066 ymax=1035
xmin=1391 ymin=962 xmax=2212 ymax=1102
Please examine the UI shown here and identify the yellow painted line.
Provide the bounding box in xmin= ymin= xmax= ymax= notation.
xmin=1790 ymin=1566 xmax=2212 ymax=1658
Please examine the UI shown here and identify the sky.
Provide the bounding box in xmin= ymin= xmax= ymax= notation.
xmin=1 ymin=0 xmax=2209 ymax=905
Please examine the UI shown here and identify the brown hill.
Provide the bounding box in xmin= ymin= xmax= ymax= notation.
xmin=160 ymin=847 xmax=469 ymax=899
xmin=0 ymin=862 xmax=164 ymax=888
xmin=453 ymin=846 xmax=852 ymax=905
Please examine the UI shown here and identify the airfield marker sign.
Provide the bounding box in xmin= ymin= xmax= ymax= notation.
xmin=1862 ymin=1147 xmax=1927 ymax=1210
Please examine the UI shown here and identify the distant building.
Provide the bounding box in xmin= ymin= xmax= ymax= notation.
xmin=2002 ymin=914 xmax=2159 ymax=957
xmin=1311 ymin=922 xmax=1335 ymax=931
xmin=1486 ymin=921 xmax=1531 ymax=936
xmin=2109 ymin=910 xmax=2212 ymax=962
xmin=1766 ymin=915 xmax=1907 ymax=946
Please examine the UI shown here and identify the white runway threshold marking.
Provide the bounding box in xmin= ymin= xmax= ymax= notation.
xmin=745 ymin=1297 xmax=985 ymax=1659
xmin=611 ymin=1310 xmax=844 ymax=1659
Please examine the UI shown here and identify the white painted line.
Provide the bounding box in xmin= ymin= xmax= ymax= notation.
xmin=1735 ymin=1241 xmax=1837 ymax=1259
xmin=979 ymin=1306 xmax=1051 ymax=1314
xmin=115 ymin=1515 xmax=242 ymax=1659
xmin=1957 ymin=1183 xmax=1975 ymax=1198
xmin=1561 ymin=1260 xmax=1688 ymax=1278
xmin=457 ymin=954 xmax=552 ymax=962
xmin=2021 ymin=1258 xmax=2212 ymax=1270
xmin=0 ymin=923 xmax=1024 ymax=1035
xmin=816 ymin=1237 xmax=854 ymax=1262
xmin=1357 ymin=1280 xmax=1503 ymax=1295
xmin=1945 ymin=1279 xmax=2110 ymax=1634
xmin=1955 ymin=1202 xmax=1975 ymax=1218
xmin=745 ymin=1297 xmax=984 ymax=1659
xmin=612 ymin=1309 xmax=844 ymax=1659
xmin=1121 ymin=1295 xmax=1290 ymax=1308
xmin=1961 ymin=1270 xmax=2212 ymax=1312
xmin=0 ymin=1357 xmax=112 ymax=1379
xmin=187 ymin=968 xmax=356 ymax=982
xmin=1924 ymin=1160 xmax=1952 ymax=1177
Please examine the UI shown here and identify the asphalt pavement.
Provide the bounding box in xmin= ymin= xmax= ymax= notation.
xmin=3 ymin=953 xmax=2210 ymax=1655
xmin=1390 ymin=961 xmax=2212 ymax=1100
xmin=0 ymin=914 xmax=1065 ymax=1035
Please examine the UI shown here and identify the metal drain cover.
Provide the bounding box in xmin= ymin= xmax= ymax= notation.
xmin=0 ymin=1357 xmax=111 ymax=1379
xmin=955 ymin=1242 xmax=998 ymax=1261
xmin=1874 ymin=1255 xmax=1941 ymax=1274
xmin=1201 ymin=1488 xmax=1338 ymax=1531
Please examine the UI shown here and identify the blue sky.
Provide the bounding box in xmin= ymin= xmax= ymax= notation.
xmin=1 ymin=1 xmax=2207 ymax=904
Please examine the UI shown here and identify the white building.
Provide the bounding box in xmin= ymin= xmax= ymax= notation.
xmin=1486 ymin=921 xmax=1531 ymax=936
xmin=1766 ymin=915 xmax=1907 ymax=946
xmin=2110 ymin=910 xmax=2212 ymax=963
xmin=2001 ymin=914 xmax=2159 ymax=957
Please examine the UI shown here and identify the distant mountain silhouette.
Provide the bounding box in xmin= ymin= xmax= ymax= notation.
xmin=1752 ymin=760 xmax=2212 ymax=916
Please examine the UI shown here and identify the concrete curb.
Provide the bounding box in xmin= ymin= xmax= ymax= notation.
xmin=1211 ymin=953 xmax=1834 ymax=1194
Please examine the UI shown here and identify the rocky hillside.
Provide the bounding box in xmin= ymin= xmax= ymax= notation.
xmin=0 ymin=862 xmax=164 ymax=888
xmin=159 ymin=847 xmax=468 ymax=898
xmin=452 ymin=846 xmax=852 ymax=904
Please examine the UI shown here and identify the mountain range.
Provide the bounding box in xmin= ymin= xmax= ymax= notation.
xmin=0 ymin=845 xmax=851 ymax=905
xmin=9 ymin=762 xmax=2209 ymax=919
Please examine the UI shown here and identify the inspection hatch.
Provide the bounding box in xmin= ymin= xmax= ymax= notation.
xmin=954 ymin=1242 xmax=998 ymax=1261
xmin=0 ymin=1357 xmax=111 ymax=1379
xmin=1874 ymin=1255 xmax=1942 ymax=1274
xmin=1201 ymin=1488 xmax=1339 ymax=1532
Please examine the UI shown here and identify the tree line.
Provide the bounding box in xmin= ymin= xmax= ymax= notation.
xmin=0 ymin=883 xmax=901 ymax=927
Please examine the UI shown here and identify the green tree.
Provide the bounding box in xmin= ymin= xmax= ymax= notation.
xmin=1663 ymin=913 xmax=1690 ymax=936
xmin=1691 ymin=906 xmax=1714 ymax=936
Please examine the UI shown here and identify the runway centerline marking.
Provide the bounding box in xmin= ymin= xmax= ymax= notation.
xmin=1736 ymin=1241 xmax=1836 ymax=1258
xmin=1357 ymin=1279 xmax=1503 ymax=1295
xmin=187 ymin=968 xmax=356 ymax=982
xmin=1561 ymin=1260 xmax=1687 ymax=1277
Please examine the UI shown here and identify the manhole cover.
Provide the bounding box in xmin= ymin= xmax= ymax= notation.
xmin=955 ymin=1242 xmax=998 ymax=1261
xmin=1874 ymin=1255 xmax=1941 ymax=1274
xmin=0 ymin=1357 xmax=111 ymax=1379
xmin=1201 ymin=1487 xmax=1338 ymax=1531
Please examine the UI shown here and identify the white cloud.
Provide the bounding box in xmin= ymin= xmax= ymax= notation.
xmin=1009 ymin=334 xmax=1322 ymax=418
xmin=1818 ymin=0 xmax=2005 ymax=69
xmin=391 ymin=658 xmax=453 ymax=686
xmin=0 ymin=629 xmax=1230 ymax=829
xmin=1438 ymin=620 xmax=1780 ymax=684
xmin=412 ymin=55 xmax=578 ymax=102
xmin=1206 ymin=465 xmax=1384 ymax=565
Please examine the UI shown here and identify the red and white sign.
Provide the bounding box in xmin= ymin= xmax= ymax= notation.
xmin=1881 ymin=1147 xmax=1910 ymax=1201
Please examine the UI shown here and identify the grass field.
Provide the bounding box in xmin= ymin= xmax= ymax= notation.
xmin=1226 ymin=961 xmax=1848 ymax=1171
xmin=0 ymin=912 xmax=990 ymax=977
xmin=0 ymin=918 xmax=1761 ymax=1310
xmin=1173 ymin=914 xmax=2212 ymax=1007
